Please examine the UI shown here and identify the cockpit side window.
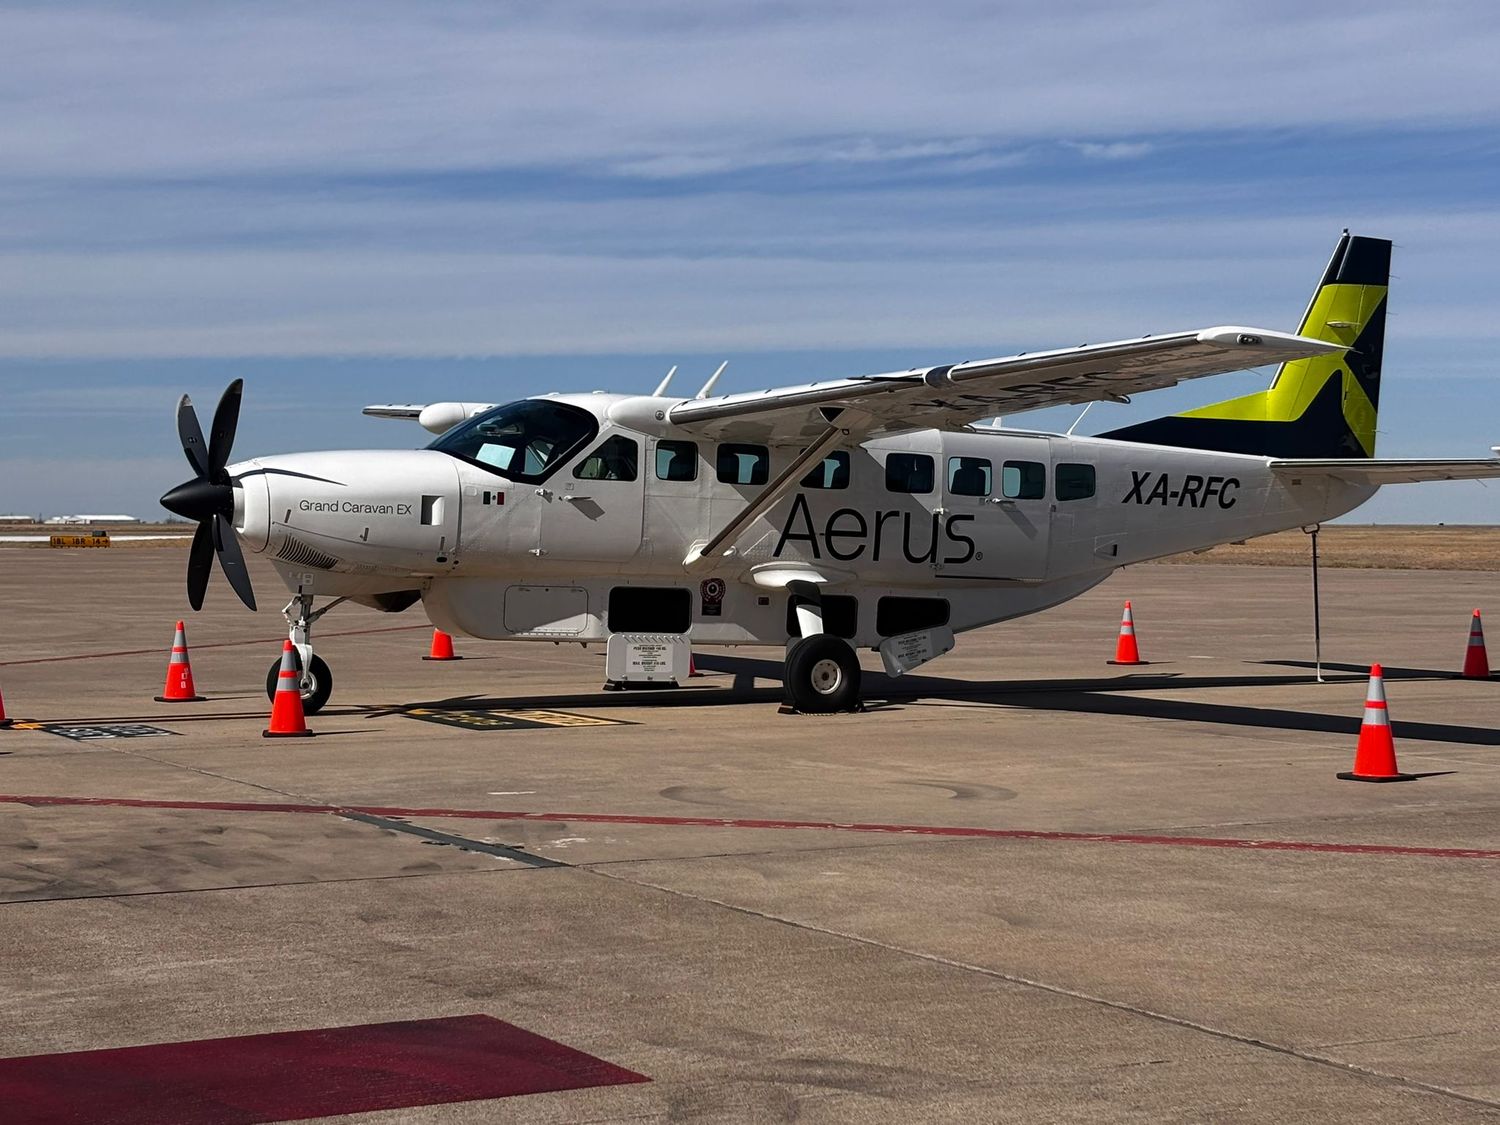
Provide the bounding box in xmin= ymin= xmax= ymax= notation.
xmin=428 ymin=400 xmax=599 ymax=484
xmin=574 ymin=434 xmax=639 ymax=481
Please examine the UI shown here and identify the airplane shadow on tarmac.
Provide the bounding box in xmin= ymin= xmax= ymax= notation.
xmin=396 ymin=653 xmax=1500 ymax=748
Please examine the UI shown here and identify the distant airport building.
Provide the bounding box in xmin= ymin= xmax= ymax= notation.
xmin=0 ymin=514 xmax=37 ymax=523
xmin=42 ymin=514 xmax=141 ymax=524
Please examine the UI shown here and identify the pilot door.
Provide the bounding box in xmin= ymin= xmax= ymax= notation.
xmin=538 ymin=429 xmax=647 ymax=565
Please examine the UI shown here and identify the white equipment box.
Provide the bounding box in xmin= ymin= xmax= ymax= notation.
xmin=605 ymin=633 xmax=691 ymax=685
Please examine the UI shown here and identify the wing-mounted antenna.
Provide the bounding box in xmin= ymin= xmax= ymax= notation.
xmin=694 ymin=361 xmax=728 ymax=400
xmin=652 ymin=365 xmax=678 ymax=397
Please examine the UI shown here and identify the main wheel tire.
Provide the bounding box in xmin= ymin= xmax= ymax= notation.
xmin=784 ymin=634 xmax=861 ymax=714
xmin=265 ymin=652 xmax=334 ymax=715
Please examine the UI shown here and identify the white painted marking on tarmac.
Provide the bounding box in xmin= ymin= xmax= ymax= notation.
xmin=487 ymin=791 xmax=537 ymax=795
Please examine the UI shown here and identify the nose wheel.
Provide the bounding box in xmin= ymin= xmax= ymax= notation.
xmin=265 ymin=651 xmax=334 ymax=715
xmin=270 ymin=591 xmax=346 ymax=715
xmin=783 ymin=634 xmax=862 ymax=714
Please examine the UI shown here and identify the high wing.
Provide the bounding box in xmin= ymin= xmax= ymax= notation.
xmin=669 ymin=327 xmax=1342 ymax=442
xmin=1269 ymin=457 xmax=1500 ymax=485
xmin=362 ymin=402 xmax=495 ymax=435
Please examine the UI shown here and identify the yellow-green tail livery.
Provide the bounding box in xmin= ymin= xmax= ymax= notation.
xmin=1102 ymin=231 xmax=1390 ymax=458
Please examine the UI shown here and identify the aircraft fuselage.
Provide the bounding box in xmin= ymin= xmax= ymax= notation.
xmin=230 ymin=393 xmax=1371 ymax=650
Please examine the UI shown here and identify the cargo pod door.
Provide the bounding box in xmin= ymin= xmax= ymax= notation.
xmin=942 ymin=434 xmax=1051 ymax=580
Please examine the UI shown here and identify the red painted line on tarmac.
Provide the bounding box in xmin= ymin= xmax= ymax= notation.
xmin=0 ymin=1014 xmax=648 ymax=1124
xmin=0 ymin=624 xmax=431 ymax=667
xmin=3 ymin=794 xmax=1497 ymax=860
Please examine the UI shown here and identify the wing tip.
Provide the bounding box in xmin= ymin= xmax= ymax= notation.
xmin=1196 ymin=326 xmax=1343 ymax=354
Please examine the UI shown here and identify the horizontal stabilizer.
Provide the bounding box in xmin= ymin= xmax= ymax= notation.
xmin=1269 ymin=457 xmax=1500 ymax=485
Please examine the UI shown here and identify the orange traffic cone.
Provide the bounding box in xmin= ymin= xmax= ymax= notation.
xmin=0 ymin=676 xmax=11 ymax=728
xmin=263 ymin=640 xmax=314 ymax=738
xmin=1462 ymin=609 xmax=1490 ymax=680
xmin=422 ymin=629 xmax=461 ymax=661
xmin=1338 ymin=664 xmax=1414 ymax=782
xmin=688 ymin=652 xmax=703 ymax=678
xmin=1107 ymin=601 xmax=1146 ymax=665
xmin=154 ymin=620 xmax=206 ymax=702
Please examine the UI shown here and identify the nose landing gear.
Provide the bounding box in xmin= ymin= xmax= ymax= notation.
xmin=264 ymin=650 xmax=334 ymax=715
xmin=263 ymin=592 xmax=346 ymax=715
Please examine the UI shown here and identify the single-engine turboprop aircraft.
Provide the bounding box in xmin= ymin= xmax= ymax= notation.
xmin=161 ymin=233 xmax=1500 ymax=714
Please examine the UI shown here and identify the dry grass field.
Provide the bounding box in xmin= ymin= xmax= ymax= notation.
xmin=0 ymin=523 xmax=191 ymax=549
xmin=1161 ymin=525 xmax=1500 ymax=570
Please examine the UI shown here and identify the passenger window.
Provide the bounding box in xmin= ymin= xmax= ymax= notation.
xmin=801 ymin=450 xmax=850 ymax=489
xmin=1001 ymin=460 xmax=1046 ymax=499
xmin=885 ymin=453 xmax=935 ymax=494
xmin=947 ymin=456 xmax=991 ymax=497
xmin=573 ymin=434 xmax=639 ymax=482
xmin=1055 ymin=462 xmax=1096 ymax=501
xmin=655 ymin=439 xmax=698 ymax=482
xmin=716 ymin=443 xmax=769 ymax=486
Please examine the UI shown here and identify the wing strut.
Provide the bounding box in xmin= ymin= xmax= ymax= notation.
xmin=684 ymin=417 xmax=857 ymax=570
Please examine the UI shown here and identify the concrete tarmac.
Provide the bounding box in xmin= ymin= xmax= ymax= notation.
xmin=0 ymin=550 xmax=1497 ymax=1122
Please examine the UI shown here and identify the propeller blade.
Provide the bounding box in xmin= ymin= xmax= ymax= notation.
xmin=211 ymin=513 xmax=257 ymax=611
xmin=207 ymin=379 xmax=243 ymax=479
xmin=177 ymin=394 xmax=210 ymax=479
xmin=186 ymin=520 xmax=214 ymax=611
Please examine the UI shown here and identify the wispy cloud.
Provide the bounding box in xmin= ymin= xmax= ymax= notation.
xmin=2 ymin=2 xmax=1499 ymax=521
xmin=2 ymin=2 xmax=1498 ymax=182
xmin=1065 ymin=140 xmax=1155 ymax=161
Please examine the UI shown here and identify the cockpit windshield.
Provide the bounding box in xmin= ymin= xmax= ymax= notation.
xmin=428 ymin=400 xmax=598 ymax=483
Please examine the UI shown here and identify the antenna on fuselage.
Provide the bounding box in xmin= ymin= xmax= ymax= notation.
xmin=653 ymin=365 xmax=678 ymax=397
xmin=695 ymin=361 xmax=728 ymax=400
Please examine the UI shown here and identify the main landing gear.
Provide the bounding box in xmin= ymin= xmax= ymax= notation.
xmin=783 ymin=634 xmax=862 ymax=714
xmin=264 ymin=592 xmax=345 ymax=715
xmin=781 ymin=581 xmax=862 ymax=714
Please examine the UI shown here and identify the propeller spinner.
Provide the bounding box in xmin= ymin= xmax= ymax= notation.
xmin=159 ymin=379 xmax=257 ymax=611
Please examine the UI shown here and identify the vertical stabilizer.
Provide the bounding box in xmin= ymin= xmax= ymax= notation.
xmin=1100 ymin=232 xmax=1391 ymax=458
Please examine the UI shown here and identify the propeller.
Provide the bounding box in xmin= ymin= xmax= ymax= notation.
xmin=159 ymin=379 xmax=257 ymax=611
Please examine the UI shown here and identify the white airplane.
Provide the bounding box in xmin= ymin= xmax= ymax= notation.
xmin=161 ymin=232 xmax=1500 ymax=714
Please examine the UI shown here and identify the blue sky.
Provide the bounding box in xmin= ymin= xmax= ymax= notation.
xmin=2 ymin=1 xmax=1499 ymax=521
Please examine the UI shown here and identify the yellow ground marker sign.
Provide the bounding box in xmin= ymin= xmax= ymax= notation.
xmin=49 ymin=531 xmax=111 ymax=548
xmin=404 ymin=708 xmax=631 ymax=732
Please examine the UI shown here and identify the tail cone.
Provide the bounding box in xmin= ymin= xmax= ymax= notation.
xmin=1462 ymin=610 xmax=1490 ymax=680
xmin=1338 ymin=664 xmax=1415 ymax=782
xmin=1107 ymin=601 xmax=1146 ymax=666
xmin=263 ymin=640 xmax=314 ymax=738
xmin=422 ymin=629 xmax=461 ymax=661
xmin=155 ymin=621 xmax=206 ymax=703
